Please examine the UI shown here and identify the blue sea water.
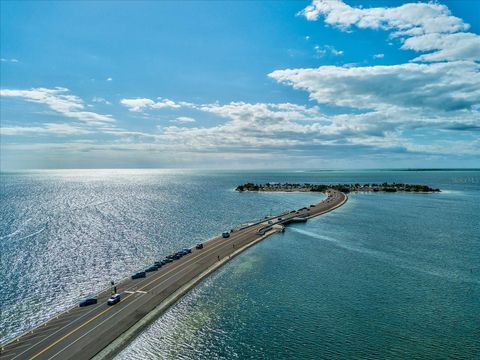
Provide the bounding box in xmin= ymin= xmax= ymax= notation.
xmin=1 ymin=170 xmax=479 ymax=359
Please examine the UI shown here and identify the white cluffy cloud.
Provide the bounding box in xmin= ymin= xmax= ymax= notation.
xmin=269 ymin=61 xmax=480 ymax=112
xmin=373 ymin=53 xmax=384 ymax=59
xmin=120 ymin=98 xmax=182 ymax=112
xmin=300 ymin=0 xmax=480 ymax=62
xmin=0 ymin=87 xmax=115 ymax=124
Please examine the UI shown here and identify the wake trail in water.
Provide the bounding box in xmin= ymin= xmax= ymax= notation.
xmin=0 ymin=218 xmax=33 ymax=240
xmin=14 ymin=227 xmax=47 ymax=242
xmin=289 ymin=227 xmax=479 ymax=285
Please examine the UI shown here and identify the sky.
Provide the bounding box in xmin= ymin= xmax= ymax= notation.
xmin=1 ymin=0 xmax=479 ymax=170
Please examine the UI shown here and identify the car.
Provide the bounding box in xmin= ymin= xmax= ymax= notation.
xmin=183 ymin=248 xmax=192 ymax=253
xmin=131 ymin=271 xmax=146 ymax=279
xmin=267 ymin=220 xmax=273 ymax=224
xmin=163 ymin=258 xmax=173 ymax=263
xmin=310 ymin=204 xmax=316 ymax=207
xmin=154 ymin=261 xmax=163 ymax=267
xmin=107 ymin=293 xmax=121 ymax=306
xmin=277 ymin=217 xmax=283 ymax=221
xmin=145 ymin=265 xmax=158 ymax=272
xmin=222 ymin=231 xmax=230 ymax=238
xmin=166 ymin=254 xmax=176 ymax=260
xmin=79 ymin=297 xmax=97 ymax=307
xmin=196 ymin=243 xmax=204 ymax=249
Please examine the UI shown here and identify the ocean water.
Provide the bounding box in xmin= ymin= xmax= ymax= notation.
xmin=1 ymin=170 xmax=479 ymax=359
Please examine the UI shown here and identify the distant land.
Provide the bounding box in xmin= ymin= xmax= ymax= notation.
xmin=236 ymin=182 xmax=441 ymax=193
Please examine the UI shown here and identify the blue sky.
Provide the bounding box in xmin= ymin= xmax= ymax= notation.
xmin=1 ymin=0 xmax=479 ymax=169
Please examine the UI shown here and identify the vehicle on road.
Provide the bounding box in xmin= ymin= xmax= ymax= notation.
xmin=222 ymin=231 xmax=230 ymax=238
xmin=131 ymin=271 xmax=146 ymax=279
xmin=145 ymin=265 xmax=158 ymax=272
xmin=183 ymin=248 xmax=192 ymax=254
xmin=277 ymin=217 xmax=283 ymax=221
xmin=154 ymin=261 xmax=163 ymax=267
xmin=79 ymin=297 xmax=97 ymax=307
xmin=163 ymin=258 xmax=173 ymax=263
xmin=196 ymin=243 xmax=204 ymax=249
xmin=107 ymin=294 xmax=121 ymax=306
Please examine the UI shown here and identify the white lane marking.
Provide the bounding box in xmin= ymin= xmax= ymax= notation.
xmin=0 ymin=352 xmax=18 ymax=359
xmin=135 ymin=290 xmax=147 ymax=294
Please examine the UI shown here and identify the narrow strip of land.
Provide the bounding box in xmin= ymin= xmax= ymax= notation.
xmin=0 ymin=190 xmax=347 ymax=360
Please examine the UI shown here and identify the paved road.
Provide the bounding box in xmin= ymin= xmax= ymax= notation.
xmin=0 ymin=190 xmax=347 ymax=360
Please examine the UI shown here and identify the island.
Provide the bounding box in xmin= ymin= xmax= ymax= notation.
xmin=235 ymin=182 xmax=440 ymax=193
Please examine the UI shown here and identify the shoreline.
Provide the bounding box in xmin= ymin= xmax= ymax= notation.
xmin=236 ymin=182 xmax=441 ymax=194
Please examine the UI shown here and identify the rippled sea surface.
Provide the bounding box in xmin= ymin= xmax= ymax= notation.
xmin=1 ymin=170 xmax=479 ymax=359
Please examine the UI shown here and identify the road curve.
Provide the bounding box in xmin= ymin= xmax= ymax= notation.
xmin=0 ymin=190 xmax=347 ymax=360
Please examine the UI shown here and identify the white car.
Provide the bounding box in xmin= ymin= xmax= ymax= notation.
xmin=107 ymin=293 xmax=121 ymax=306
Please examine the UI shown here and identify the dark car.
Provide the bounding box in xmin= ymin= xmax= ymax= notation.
xmin=145 ymin=265 xmax=158 ymax=272
xmin=183 ymin=248 xmax=192 ymax=254
xmin=79 ymin=297 xmax=97 ymax=307
xmin=277 ymin=217 xmax=283 ymax=221
xmin=166 ymin=254 xmax=176 ymax=260
xmin=107 ymin=293 xmax=121 ymax=306
xmin=222 ymin=231 xmax=230 ymax=238
xmin=196 ymin=243 xmax=204 ymax=249
xmin=163 ymin=258 xmax=173 ymax=263
xmin=131 ymin=271 xmax=146 ymax=279
xmin=154 ymin=261 xmax=163 ymax=267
